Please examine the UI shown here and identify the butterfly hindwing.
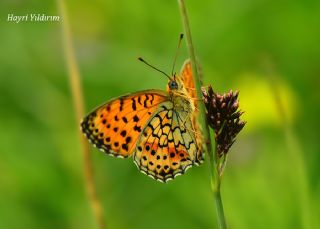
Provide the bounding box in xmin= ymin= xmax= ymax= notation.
xmin=134 ymin=101 xmax=199 ymax=182
xmin=81 ymin=90 xmax=168 ymax=158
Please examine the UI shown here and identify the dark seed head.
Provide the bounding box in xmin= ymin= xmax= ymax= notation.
xmin=202 ymin=85 xmax=246 ymax=157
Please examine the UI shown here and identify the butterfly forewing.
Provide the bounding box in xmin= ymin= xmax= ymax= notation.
xmin=180 ymin=59 xmax=204 ymax=164
xmin=81 ymin=90 xmax=168 ymax=158
xmin=180 ymin=59 xmax=197 ymax=104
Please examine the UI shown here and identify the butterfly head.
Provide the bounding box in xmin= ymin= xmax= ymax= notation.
xmin=168 ymin=78 xmax=178 ymax=90
xmin=167 ymin=74 xmax=185 ymax=93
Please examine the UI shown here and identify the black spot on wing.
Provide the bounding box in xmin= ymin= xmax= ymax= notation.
xmin=134 ymin=125 xmax=142 ymax=132
xmin=131 ymin=98 xmax=137 ymax=111
xmin=144 ymin=94 xmax=149 ymax=108
xmin=119 ymin=98 xmax=124 ymax=111
xmin=133 ymin=115 xmax=139 ymax=122
xmin=122 ymin=117 xmax=128 ymax=123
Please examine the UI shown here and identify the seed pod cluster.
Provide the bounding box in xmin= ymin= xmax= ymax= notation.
xmin=202 ymin=86 xmax=246 ymax=157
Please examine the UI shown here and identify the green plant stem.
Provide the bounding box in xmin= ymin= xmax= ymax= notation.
xmin=57 ymin=1 xmax=106 ymax=228
xmin=210 ymin=131 xmax=227 ymax=229
xmin=214 ymin=187 xmax=227 ymax=228
xmin=177 ymin=1 xmax=227 ymax=228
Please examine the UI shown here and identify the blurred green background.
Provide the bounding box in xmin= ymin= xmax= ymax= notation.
xmin=0 ymin=0 xmax=319 ymax=228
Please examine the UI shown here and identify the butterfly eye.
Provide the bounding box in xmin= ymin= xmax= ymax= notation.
xmin=169 ymin=80 xmax=178 ymax=90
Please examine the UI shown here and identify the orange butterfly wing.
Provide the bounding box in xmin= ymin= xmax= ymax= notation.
xmin=134 ymin=101 xmax=200 ymax=182
xmin=81 ymin=90 xmax=168 ymax=158
xmin=180 ymin=59 xmax=204 ymax=164
xmin=180 ymin=59 xmax=197 ymax=102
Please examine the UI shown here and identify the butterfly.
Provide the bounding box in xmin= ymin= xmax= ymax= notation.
xmin=80 ymin=57 xmax=204 ymax=183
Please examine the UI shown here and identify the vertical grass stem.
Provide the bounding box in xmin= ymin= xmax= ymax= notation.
xmin=57 ymin=0 xmax=106 ymax=228
xmin=177 ymin=1 xmax=227 ymax=228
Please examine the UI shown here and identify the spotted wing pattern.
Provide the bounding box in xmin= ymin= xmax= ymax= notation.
xmin=180 ymin=59 xmax=204 ymax=164
xmin=134 ymin=102 xmax=200 ymax=182
xmin=81 ymin=60 xmax=204 ymax=183
xmin=81 ymin=90 xmax=168 ymax=158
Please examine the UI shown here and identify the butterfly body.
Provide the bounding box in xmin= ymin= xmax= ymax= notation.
xmin=81 ymin=60 xmax=203 ymax=183
xmin=169 ymin=75 xmax=195 ymax=115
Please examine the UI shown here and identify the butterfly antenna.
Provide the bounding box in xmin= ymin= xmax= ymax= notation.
xmin=138 ymin=57 xmax=171 ymax=80
xmin=171 ymin=33 xmax=184 ymax=76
